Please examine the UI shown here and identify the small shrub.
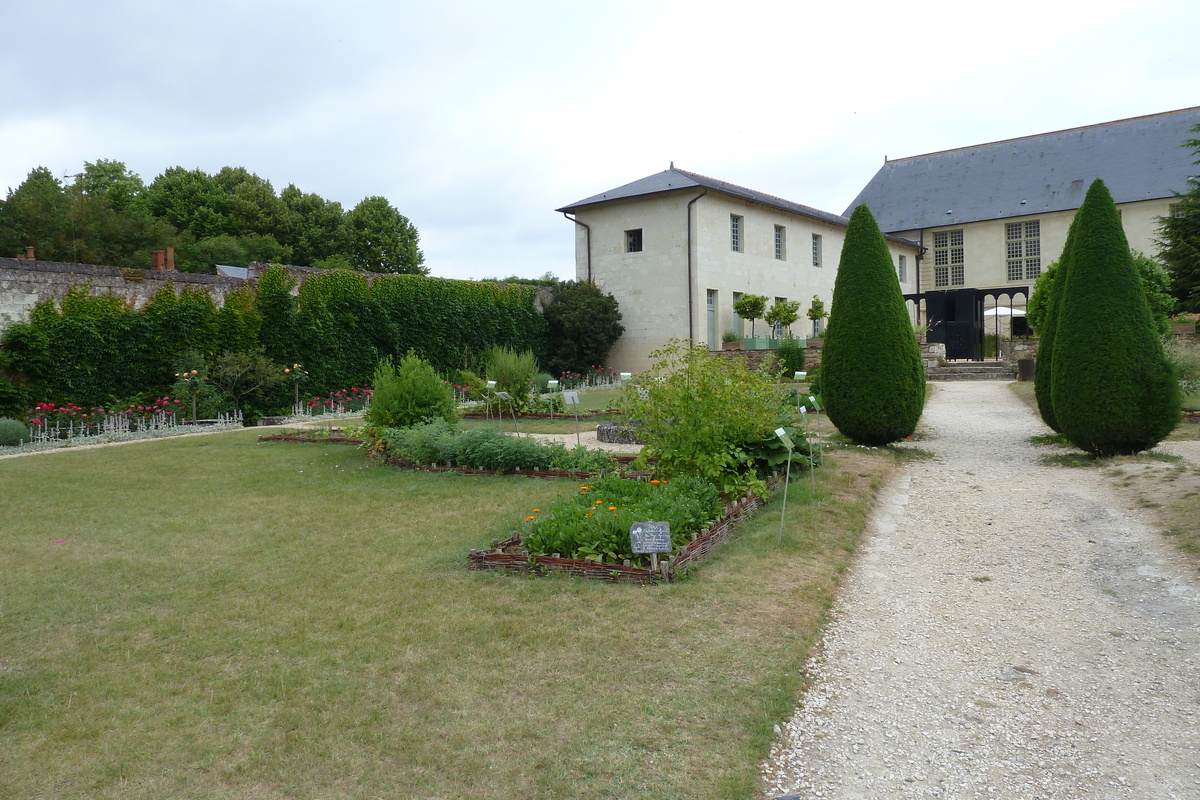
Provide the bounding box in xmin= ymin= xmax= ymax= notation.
xmin=777 ymin=336 xmax=805 ymax=377
xmin=0 ymin=417 xmax=32 ymax=446
xmin=484 ymin=346 xmax=540 ymax=411
xmin=0 ymin=378 xmax=29 ymax=420
xmin=366 ymin=352 xmax=457 ymax=429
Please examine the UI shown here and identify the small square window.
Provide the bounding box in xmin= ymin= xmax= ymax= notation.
xmin=774 ymin=225 xmax=786 ymax=260
xmin=625 ymin=229 xmax=643 ymax=253
xmin=1170 ymin=203 xmax=1187 ymax=219
xmin=730 ymin=215 xmax=743 ymax=253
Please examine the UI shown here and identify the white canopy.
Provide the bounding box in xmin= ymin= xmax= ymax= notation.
xmin=983 ymin=306 xmax=1021 ymax=317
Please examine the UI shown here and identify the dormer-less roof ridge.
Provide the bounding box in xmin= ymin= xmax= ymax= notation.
xmin=557 ymin=166 xmax=852 ymax=230
xmin=846 ymin=106 xmax=1200 ymax=232
xmin=886 ymin=105 xmax=1200 ymax=165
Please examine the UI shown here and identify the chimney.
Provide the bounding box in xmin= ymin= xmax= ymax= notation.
xmin=166 ymin=246 xmax=175 ymax=270
xmin=25 ymin=246 xmax=35 ymax=260
xmin=152 ymin=250 xmax=165 ymax=271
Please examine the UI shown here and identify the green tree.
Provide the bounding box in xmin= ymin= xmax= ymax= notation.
xmin=0 ymin=167 xmax=69 ymax=259
xmin=764 ymin=298 xmax=800 ymax=337
xmin=821 ymin=205 xmax=925 ymax=446
xmin=146 ymin=166 xmax=232 ymax=236
xmin=806 ymin=295 xmax=828 ymax=336
xmin=1033 ymin=214 xmax=1080 ymax=432
xmin=279 ymin=184 xmax=347 ymax=265
xmin=732 ymin=293 xmax=767 ymax=337
xmin=345 ymin=196 xmax=425 ymax=274
xmin=541 ymin=280 xmax=624 ymax=375
xmin=1031 ymin=251 xmax=1174 ymax=338
xmin=1050 ymin=179 xmax=1179 ymax=455
xmin=1159 ymin=123 xmax=1200 ymax=311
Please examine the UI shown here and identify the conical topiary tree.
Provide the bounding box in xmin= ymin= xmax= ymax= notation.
xmin=822 ymin=205 xmax=925 ymax=446
xmin=1050 ymin=179 xmax=1180 ymax=455
xmin=1033 ymin=214 xmax=1080 ymax=433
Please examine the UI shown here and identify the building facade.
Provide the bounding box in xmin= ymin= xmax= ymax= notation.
xmin=846 ymin=106 xmax=1200 ymax=323
xmin=557 ymin=167 xmax=919 ymax=372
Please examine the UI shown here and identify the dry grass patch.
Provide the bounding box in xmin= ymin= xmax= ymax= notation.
xmin=1102 ymin=457 xmax=1200 ymax=565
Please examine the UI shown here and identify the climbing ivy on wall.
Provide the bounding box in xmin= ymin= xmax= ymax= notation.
xmin=0 ymin=267 xmax=547 ymax=410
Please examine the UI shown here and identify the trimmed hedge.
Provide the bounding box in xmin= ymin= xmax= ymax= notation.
xmin=821 ymin=205 xmax=925 ymax=446
xmin=1049 ymin=179 xmax=1179 ymax=455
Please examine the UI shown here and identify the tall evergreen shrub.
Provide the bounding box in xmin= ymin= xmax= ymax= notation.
xmin=1049 ymin=179 xmax=1179 ymax=455
xmin=821 ymin=205 xmax=925 ymax=446
xmin=1033 ymin=217 xmax=1079 ymax=433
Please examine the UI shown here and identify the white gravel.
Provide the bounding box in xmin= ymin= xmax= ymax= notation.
xmin=761 ymin=381 xmax=1200 ymax=799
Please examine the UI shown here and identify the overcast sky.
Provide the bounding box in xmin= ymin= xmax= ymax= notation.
xmin=2 ymin=0 xmax=1198 ymax=281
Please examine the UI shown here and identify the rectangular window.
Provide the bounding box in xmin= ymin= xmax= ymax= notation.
xmin=934 ymin=266 xmax=949 ymax=288
xmin=625 ymin=228 xmax=643 ymax=253
xmin=1005 ymin=221 xmax=1040 ymax=282
xmin=624 ymin=227 xmax=643 ymax=253
xmin=1170 ymin=203 xmax=1187 ymax=219
xmin=812 ymin=233 xmax=822 ymax=267
xmin=774 ymin=225 xmax=786 ymax=260
xmin=898 ymin=255 xmax=906 ymax=283
xmin=773 ymin=296 xmax=786 ymax=337
xmin=730 ymin=215 xmax=743 ymax=253
xmin=933 ymin=229 xmax=964 ymax=267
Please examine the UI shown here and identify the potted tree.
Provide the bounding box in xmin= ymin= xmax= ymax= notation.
xmin=765 ymin=299 xmax=801 ymax=348
xmin=733 ymin=293 xmax=768 ymax=348
xmin=807 ymin=295 xmax=828 ymax=344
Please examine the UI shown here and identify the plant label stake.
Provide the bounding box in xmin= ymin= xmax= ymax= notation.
xmin=630 ymin=521 xmax=671 ymax=574
xmin=798 ymin=407 xmax=815 ymax=496
xmin=495 ymin=391 xmax=519 ymax=437
xmin=809 ymin=395 xmax=823 ymax=468
xmin=774 ymin=428 xmax=794 ymax=545
xmin=563 ymin=391 xmax=581 ymax=446
xmin=485 ymin=380 xmax=497 ymax=421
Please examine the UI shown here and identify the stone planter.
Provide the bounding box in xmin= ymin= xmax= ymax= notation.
xmin=721 ymin=340 xmax=744 ymax=351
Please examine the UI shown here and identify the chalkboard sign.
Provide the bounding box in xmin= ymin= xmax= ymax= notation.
xmin=630 ymin=521 xmax=671 ymax=554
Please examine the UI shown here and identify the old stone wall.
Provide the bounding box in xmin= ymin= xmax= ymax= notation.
xmin=0 ymin=258 xmax=554 ymax=329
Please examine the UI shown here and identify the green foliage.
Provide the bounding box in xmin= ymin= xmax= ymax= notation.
xmin=1049 ymin=179 xmax=1180 ymax=455
xmin=365 ymin=353 xmax=457 ymax=429
xmin=344 ymin=196 xmax=425 ymax=275
xmin=208 ymin=351 xmax=284 ymax=422
xmin=1027 ymin=259 xmax=1058 ymax=335
xmin=1165 ymin=338 xmax=1200 ymax=399
xmin=1034 ymin=215 xmax=1080 ymax=433
xmin=376 ymin=421 xmax=616 ymax=474
xmin=1160 ymin=123 xmax=1200 ymax=311
xmin=620 ymin=339 xmax=795 ymax=491
xmin=521 ymin=474 xmax=723 ymax=565
xmin=821 ymin=205 xmax=925 ymax=446
xmin=732 ymin=293 xmax=768 ymax=337
xmin=764 ymin=299 xmax=800 ymax=337
xmin=1032 ymin=251 xmax=1174 ymax=338
xmin=777 ymin=336 xmax=805 ymax=376
xmin=541 ymin=280 xmax=624 ymax=376
xmin=483 ymin=346 xmax=540 ymax=411
xmin=0 ymin=377 xmax=30 ymax=419
xmin=0 ymin=416 xmax=31 ymax=446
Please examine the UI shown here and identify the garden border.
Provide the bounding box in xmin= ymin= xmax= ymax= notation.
xmin=467 ymin=480 xmax=775 ymax=584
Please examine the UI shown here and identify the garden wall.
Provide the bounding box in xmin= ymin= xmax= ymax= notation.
xmin=0 ymin=257 xmax=554 ymax=327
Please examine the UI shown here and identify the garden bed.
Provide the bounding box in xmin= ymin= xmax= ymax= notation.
xmin=460 ymin=409 xmax=621 ymax=420
xmin=467 ymin=480 xmax=774 ymax=584
xmin=258 ymin=431 xmax=364 ymax=444
xmin=381 ymin=453 xmax=640 ymax=479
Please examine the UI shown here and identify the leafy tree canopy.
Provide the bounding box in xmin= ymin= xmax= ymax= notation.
xmin=1159 ymin=123 xmax=1200 ymax=311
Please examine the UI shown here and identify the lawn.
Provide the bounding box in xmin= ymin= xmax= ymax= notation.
xmin=0 ymin=426 xmax=891 ymax=799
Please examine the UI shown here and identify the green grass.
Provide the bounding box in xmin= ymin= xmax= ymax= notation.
xmin=0 ymin=428 xmax=891 ymax=799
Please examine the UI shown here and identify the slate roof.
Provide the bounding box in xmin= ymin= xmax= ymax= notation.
xmin=845 ymin=106 xmax=1200 ymax=233
xmin=557 ymin=166 xmax=852 ymax=229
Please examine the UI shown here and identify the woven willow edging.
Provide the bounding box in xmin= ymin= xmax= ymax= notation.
xmin=467 ymin=479 xmax=776 ymax=584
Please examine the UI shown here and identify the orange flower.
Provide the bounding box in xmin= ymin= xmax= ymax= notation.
xmin=595 ymin=500 xmax=603 ymax=505
xmin=607 ymin=506 xmax=616 ymax=511
xmin=585 ymin=512 xmax=592 ymax=517
xmin=532 ymin=508 xmax=540 ymax=513
xmin=650 ymin=479 xmax=660 ymax=485
xmin=525 ymin=515 xmax=536 ymax=521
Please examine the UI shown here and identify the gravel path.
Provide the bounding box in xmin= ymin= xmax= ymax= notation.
xmin=761 ymin=381 xmax=1200 ymax=799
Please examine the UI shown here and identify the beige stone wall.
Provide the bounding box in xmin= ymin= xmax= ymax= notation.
xmin=572 ymin=191 xmax=920 ymax=372
xmin=904 ymin=197 xmax=1175 ymax=311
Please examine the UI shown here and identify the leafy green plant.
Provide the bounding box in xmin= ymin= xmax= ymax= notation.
xmin=0 ymin=377 xmax=29 ymax=419
xmin=484 ymin=346 xmax=539 ymax=412
xmin=620 ymin=339 xmax=792 ymax=492
xmin=366 ymin=352 xmax=458 ymax=429
xmin=732 ymin=294 xmax=768 ymax=337
xmin=764 ymin=299 xmax=800 ymax=337
xmin=777 ymin=336 xmax=805 ymax=376
xmin=0 ymin=417 xmax=31 ymax=446
xmin=521 ymin=474 xmax=723 ymax=565
xmin=721 ymin=329 xmax=740 ymax=343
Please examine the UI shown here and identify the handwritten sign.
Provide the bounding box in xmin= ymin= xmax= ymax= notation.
xmin=630 ymin=521 xmax=671 ymax=554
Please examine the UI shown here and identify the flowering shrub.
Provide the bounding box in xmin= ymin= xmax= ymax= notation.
xmin=558 ymin=365 xmax=622 ymax=390
xmin=28 ymin=397 xmax=185 ymax=435
xmin=302 ymin=385 xmax=372 ymax=416
xmin=519 ymin=474 xmax=723 ymax=565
